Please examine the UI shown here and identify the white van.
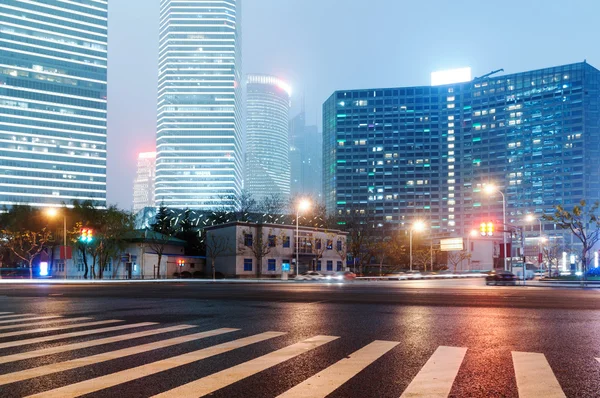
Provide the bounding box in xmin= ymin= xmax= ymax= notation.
xmin=512 ymin=262 xmax=535 ymax=280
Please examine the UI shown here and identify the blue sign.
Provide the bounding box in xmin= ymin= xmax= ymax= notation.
xmin=282 ymin=262 xmax=290 ymax=272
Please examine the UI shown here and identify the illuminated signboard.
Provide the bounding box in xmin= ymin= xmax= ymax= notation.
xmin=431 ymin=67 xmax=472 ymax=86
xmin=440 ymin=238 xmax=465 ymax=252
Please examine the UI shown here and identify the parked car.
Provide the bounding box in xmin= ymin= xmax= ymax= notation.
xmin=295 ymin=271 xmax=325 ymax=281
xmin=386 ymin=272 xmax=408 ymax=280
xmin=485 ymin=270 xmax=517 ymax=286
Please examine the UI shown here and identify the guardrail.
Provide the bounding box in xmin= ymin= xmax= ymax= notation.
xmin=356 ymin=274 xmax=487 ymax=281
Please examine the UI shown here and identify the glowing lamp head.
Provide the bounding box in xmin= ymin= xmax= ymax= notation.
xmin=412 ymin=221 xmax=425 ymax=232
xmin=297 ymin=199 xmax=311 ymax=213
xmin=45 ymin=208 xmax=58 ymax=218
xmin=470 ymin=229 xmax=478 ymax=237
xmin=484 ymin=185 xmax=497 ymax=195
xmin=526 ymin=214 xmax=535 ymax=222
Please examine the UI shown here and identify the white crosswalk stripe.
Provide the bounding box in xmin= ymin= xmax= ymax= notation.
xmin=0 ymin=312 xmax=13 ymax=315
xmin=0 ymin=317 xmax=92 ymax=332
xmin=0 ymin=321 xmax=154 ymax=349
xmin=0 ymin=327 xmax=238 ymax=387
xmin=0 ymin=313 xmax=35 ymax=319
xmin=153 ymin=335 xmax=340 ymax=398
xmin=0 ymin=323 xmax=196 ymax=365
xmin=26 ymin=331 xmax=286 ymax=398
xmin=512 ymin=351 xmax=566 ymax=398
xmin=277 ymin=340 xmax=398 ymax=398
xmin=400 ymin=346 xmax=467 ymax=398
xmin=0 ymin=315 xmax=62 ymax=325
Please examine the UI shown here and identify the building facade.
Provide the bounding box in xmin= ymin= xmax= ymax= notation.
xmin=155 ymin=0 xmax=243 ymax=210
xmin=323 ymin=62 xmax=600 ymax=242
xmin=0 ymin=0 xmax=108 ymax=208
xmin=245 ymin=74 xmax=291 ymax=202
xmin=133 ymin=152 xmax=156 ymax=213
xmin=205 ymin=222 xmax=348 ymax=277
xmin=289 ymin=111 xmax=322 ymax=198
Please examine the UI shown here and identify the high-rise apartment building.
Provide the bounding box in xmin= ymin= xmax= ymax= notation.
xmin=289 ymin=111 xmax=322 ymax=198
xmin=323 ymin=62 xmax=600 ymax=239
xmin=0 ymin=0 xmax=108 ymax=208
xmin=133 ymin=152 xmax=156 ymax=213
xmin=245 ymin=74 xmax=291 ymax=202
xmin=155 ymin=0 xmax=243 ymax=210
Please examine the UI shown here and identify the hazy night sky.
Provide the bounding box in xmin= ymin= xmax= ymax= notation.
xmin=107 ymin=0 xmax=600 ymax=208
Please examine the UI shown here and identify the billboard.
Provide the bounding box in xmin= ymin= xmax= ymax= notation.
xmin=440 ymin=238 xmax=464 ymax=252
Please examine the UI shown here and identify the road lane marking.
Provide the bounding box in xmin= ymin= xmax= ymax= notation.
xmin=400 ymin=346 xmax=467 ymax=398
xmin=0 ymin=321 xmax=155 ymax=349
xmin=0 ymin=313 xmax=35 ymax=319
xmin=27 ymin=331 xmax=286 ymax=398
xmin=0 ymin=327 xmax=238 ymax=386
xmin=512 ymin=351 xmax=566 ymax=398
xmin=0 ymin=315 xmax=62 ymax=325
xmin=277 ymin=340 xmax=398 ymax=398
xmin=0 ymin=312 xmax=13 ymax=315
xmin=0 ymin=318 xmax=118 ymax=339
xmin=0 ymin=324 xmax=196 ymax=365
xmin=153 ymin=335 xmax=340 ymax=398
xmin=0 ymin=317 xmax=92 ymax=332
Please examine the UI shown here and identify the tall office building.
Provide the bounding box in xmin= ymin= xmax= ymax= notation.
xmin=133 ymin=152 xmax=156 ymax=213
xmin=245 ymin=74 xmax=291 ymax=202
xmin=289 ymin=111 xmax=322 ymax=198
xmin=0 ymin=0 xmax=108 ymax=208
xmin=155 ymin=0 xmax=243 ymax=210
xmin=323 ymin=62 xmax=600 ymax=239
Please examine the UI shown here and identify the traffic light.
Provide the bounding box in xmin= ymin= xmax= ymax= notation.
xmin=80 ymin=228 xmax=93 ymax=243
xmin=177 ymin=259 xmax=185 ymax=267
xmin=480 ymin=222 xmax=494 ymax=236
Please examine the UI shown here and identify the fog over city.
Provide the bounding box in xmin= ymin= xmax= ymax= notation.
xmin=107 ymin=0 xmax=600 ymax=208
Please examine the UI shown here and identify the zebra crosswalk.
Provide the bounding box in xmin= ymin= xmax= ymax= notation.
xmin=0 ymin=311 xmax=585 ymax=397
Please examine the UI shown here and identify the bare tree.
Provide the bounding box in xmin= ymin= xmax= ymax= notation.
xmin=0 ymin=229 xmax=52 ymax=279
xmin=544 ymin=200 xmax=600 ymax=279
xmin=257 ymin=193 xmax=287 ymax=215
xmin=334 ymin=235 xmax=348 ymax=271
xmin=206 ymin=234 xmax=232 ymax=280
xmin=148 ymin=204 xmax=176 ymax=279
xmin=412 ymin=248 xmax=433 ymax=271
xmin=447 ymin=251 xmax=471 ymax=272
xmin=237 ymin=225 xmax=275 ymax=278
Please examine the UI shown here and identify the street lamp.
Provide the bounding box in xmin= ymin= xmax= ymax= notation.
xmin=295 ymin=199 xmax=311 ymax=276
xmin=526 ymin=214 xmax=544 ymax=269
xmin=484 ymin=184 xmax=507 ymax=270
xmin=410 ymin=221 xmax=425 ymax=271
xmin=45 ymin=208 xmax=67 ymax=279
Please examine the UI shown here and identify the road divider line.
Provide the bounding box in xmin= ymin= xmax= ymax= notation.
xmin=512 ymin=351 xmax=566 ymax=398
xmin=400 ymin=346 xmax=467 ymax=398
xmin=153 ymin=335 xmax=340 ymax=398
xmin=0 ymin=321 xmax=155 ymax=349
xmin=0 ymin=313 xmax=35 ymax=319
xmin=277 ymin=339 xmax=398 ymax=398
xmin=0 ymin=317 xmax=92 ymax=332
xmin=26 ymin=331 xmax=286 ymax=398
xmin=0 ymin=318 xmax=117 ymax=339
xmin=0 ymin=327 xmax=238 ymax=386
xmin=0 ymin=324 xmax=197 ymax=365
xmin=0 ymin=315 xmax=62 ymax=325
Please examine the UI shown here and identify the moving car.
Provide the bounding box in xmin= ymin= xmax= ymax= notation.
xmin=331 ymin=271 xmax=356 ymax=281
xmin=295 ymin=271 xmax=325 ymax=281
xmin=485 ymin=270 xmax=517 ymax=286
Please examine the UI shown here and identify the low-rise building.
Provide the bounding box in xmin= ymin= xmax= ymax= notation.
xmin=205 ymin=222 xmax=348 ymax=278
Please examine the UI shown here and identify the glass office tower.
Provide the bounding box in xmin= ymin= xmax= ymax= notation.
xmin=245 ymin=74 xmax=291 ymax=203
xmin=155 ymin=0 xmax=243 ymax=210
xmin=0 ymin=0 xmax=108 ymax=208
xmin=323 ymin=62 xmax=600 ymax=239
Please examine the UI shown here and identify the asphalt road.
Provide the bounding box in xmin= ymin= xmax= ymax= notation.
xmin=0 ymin=279 xmax=598 ymax=397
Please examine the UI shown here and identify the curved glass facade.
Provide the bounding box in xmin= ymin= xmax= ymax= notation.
xmin=245 ymin=74 xmax=291 ymax=202
xmin=323 ymin=62 xmax=600 ymax=238
xmin=0 ymin=0 xmax=108 ymax=208
xmin=155 ymin=0 xmax=242 ymax=210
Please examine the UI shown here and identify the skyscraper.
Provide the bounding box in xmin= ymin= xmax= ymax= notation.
xmin=155 ymin=0 xmax=243 ymax=210
xmin=0 ymin=0 xmax=108 ymax=208
xmin=323 ymin=62 xmax=600 ymax=239
xmin=245 ymin=74 xmax=291 ymax=202
xmin=133 ymin=152 xmax=156 ymax=213
xmin=289 ymin=111 xmax=322 ymax=199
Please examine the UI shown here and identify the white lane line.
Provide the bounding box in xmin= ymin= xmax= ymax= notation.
xmin=400 ymin=346 xmax=467 ymax=398
xmin=27 ymin=331 xmax=286 ymax=398
xmin=0 ymin=315 xmax=62 ymax=325
xmin=512 ymin=351 xmax=566 ymax=398
xmin=153 ymin=335 xmax=340 ymax=398
xmin=0 ymin=327 xmax=238 ymax=387
xmin=0 ymin=313 xmax=35 ymax=319
xmin=0 ymin=317 xmax=91 ymax=332
xmin=0 ymin=324 xmax=196 ymax=365
xmin=0 ymin=318 xmax=118 ymax=339
xmin=0 ymin=321 xmax=155 ymax=350
xmin=0 ymin=312 xmax=13 ymax=315
xmin=277 ymin=340 xmax=398 ymax=398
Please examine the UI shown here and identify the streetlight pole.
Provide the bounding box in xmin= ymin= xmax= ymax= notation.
xmin=526 ymin=215 xmax=543 ymax=271
xmin=485 ymin=186 xmax=507 ymax=270
xmin=409 ymin=221 xmax=425 ymax=272
xmin=295 ymin=199 xmax=311 ymax=276
xmin=410 ymin=228 xmax=413 ymax=272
